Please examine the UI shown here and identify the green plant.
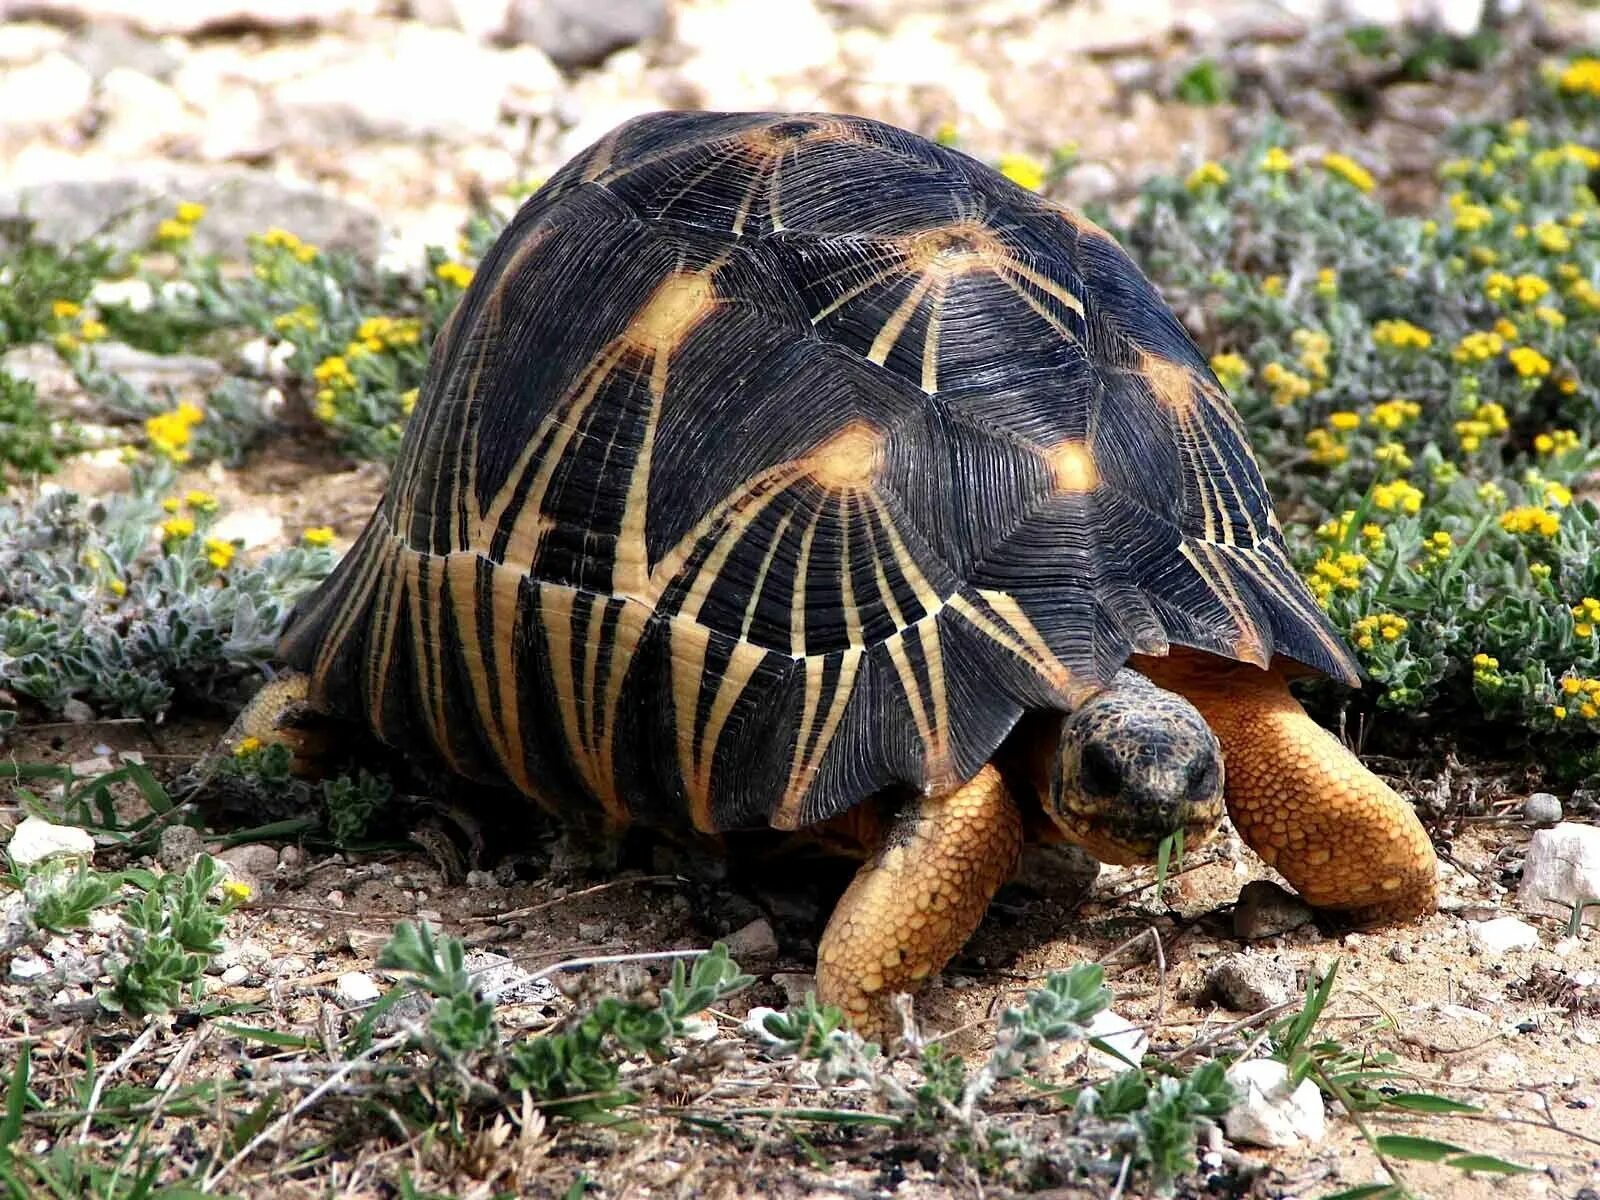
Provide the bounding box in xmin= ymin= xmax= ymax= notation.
xmin=0 ymin=370 xmax=75 ymax=491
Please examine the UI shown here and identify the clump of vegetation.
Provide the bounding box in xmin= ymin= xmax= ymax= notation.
xmin=0 ymin=370 xmax=72 ymax=492
xmin=1122 ymin=63 xmax=1600 ymax=781
xmin=0 ymin=470 xmax=334 ymax=725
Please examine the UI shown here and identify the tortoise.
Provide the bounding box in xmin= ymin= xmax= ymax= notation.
xmin=237 ymin=110 xmax=1438 ymax=1038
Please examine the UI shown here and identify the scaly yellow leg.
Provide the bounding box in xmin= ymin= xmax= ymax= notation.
xmin=816 ymin=764 xmax=1024 ymax=1041
xmin=1140 ymin=656 xmax=1436 ymax=923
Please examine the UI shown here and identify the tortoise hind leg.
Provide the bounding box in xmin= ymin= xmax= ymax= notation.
xmin=816 ymin=764 xmax=1024 ymax=1042
xmin=1140 ymin=656 xmax=1436 ymax=924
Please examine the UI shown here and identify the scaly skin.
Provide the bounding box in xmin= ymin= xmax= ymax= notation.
xmin=815 ymin=764 xmax=1024 ymax=1043
xmin=1137 ymin=652 xmax=1437 ymax=923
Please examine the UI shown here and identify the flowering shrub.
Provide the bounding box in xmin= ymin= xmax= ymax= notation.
xmin=1123 ymin=69 xmax=1600 ymax=777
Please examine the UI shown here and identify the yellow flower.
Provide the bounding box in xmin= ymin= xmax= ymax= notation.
xmin=108 ymin=578 xmax=127 ymax=597
xmin=272 ymin=305 xmax=319 ymax=335
xmin=1369 ymin=398 xmax=1421 ymax=430
xmin=161 ymin=496 xmax=181 ymax=513
xmin=1262 ymin=274 xmax=1284 ymax=297
xmin=1209 ymin=352 xmax=1251 ymax=392
xmin=998 ymin=153 xmax=1046 ymax=191
xmin=1557 ymin=57 xmax=1600 ymax=97
xmin=79 ymin=318 xmax=106 ymax=342
xmin=162 ymin=516 xmax=196 ymax=540
xmin=1516 ymin=274 xmax=1551 ymax=304
xmin=1315 ymin=267 xmax=1338 ymax=297
xmin=1544 ymin=480 xmax=1573 ymax=508
xmin=1421 ymin=530 xmax=1453 ymax=564
xmin=1372 ymin=480 xmax=1424 ymax=514
xmin=184 ymin=489 xmax=218 ymax=513
xmin=1262 ymin=362 xmax=1312 ymax=407
xmin=400 ymin=387 xmax=420 ymax=415
xmin=1305 ymin=428 xmax=1347 ymax=466
xmin=1534 ymin=221 xmax=1573 ymax=254
xmin=1371 ymin=319 xmax=1432 ymax=351
xmin=1535 ymin=304 xmax=1567 ymax=328
xmin=220 ymin=879 xmax=253 ymax=903
xmin=302 ymin=526 xmax=335 ymax=547
xmin=145 ymin=403 xmax=205 ymax=463
xmin=934 ymin=121 xmax=958 ymax=146
xmin=435 ymin=261 xmax=475 ymax=289
xmin=51 ymin=299 xmax=81 ymax=320
xmin=313 ymin=355 xmax=356 ymax=389
xmin=1421 ymin=218 xmax=1438 ymax=237
xmin=1507 ymin=345 xmax=1552 ymax=378
xmin=1328 ymin=411 xmax=1361 ymax=431
xmin=1374 ymin=443 xmax=1412 ymax=471
xmin=204 ymin=538 xmax=236 ymax=570
xmin=233 ymin=736 xmax=261 ymax=756
xmin=1260 ymin=147 xmax=1293 ymax=174
xmin=1321 ymin=152 xmax=1375 ymax=192
xmin=1494 ymin=317 xmax=1519 ymax=341
xmin=1453 ymin=202 xmax=1493 ymax=233
xmin=1185 ymin=161 xmax=1229 ymax=192
xmin=175 ymin=201 xmax=206 ymax=224
xmin=156 ymin=218 xmax=194 ymax=244
xmin=1499 ymin=505 xmax=1561 ymax=537
xmin=1534 ymin=428 xmax=1580 ymax=454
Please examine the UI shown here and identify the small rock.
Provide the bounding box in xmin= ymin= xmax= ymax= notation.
xmin=1519 ymin=823 xmax=1600 ymax=928
xmin=1207 ymin=953 xmax=1296 ymax=1012
xmin=336 ymin=971 xmax=382 ymax=1005
xmin=235 ymin=337 xmax=294 ymax=380
xmin=504 ymin=0 xmax=667 ymax=68
xmin=84 ymin=342 xmax=224 ymax=397
xmin=576 ymin=921 xmax=608 ymax=942
xmin=157 ymin=824 xmax=205 ymax=873
xmin=217 ymin=843 xmax=278 ymax=884
xmin=0 ymin=344 xmax=91 ymax=417
xmin=464 ymin=869 xmax=497 ymax=888
xmin=741 ymin=1005 xmax=785 ymax=1044
xmin=1233 ymin=879 xmax=1314 ymax=940
xmin=271 ymin=956 xmax=309 ymax=978
xmin=88 ymin=277 xmax=154 ymax=312
xmin=93 ymin=67 xmax=193 ymax=157
xmin=1469 ymin=916 xmax=1541 ymax=955
xmin=1224 ymin=1059 xmax=1326 ymax=1148
xmin=60 ymin=698 xmax=95 ymax=724
xmin=771 ymin=972 xmax=817 ymax=1008
xmin=1387 ymin=943 xmax=1413 ymax=964
xmin=9 ymin=951 xmax=49 ymax=982
xmin=408 ymin=0 xmax=515 ymax=41
xmin=1524 ymin=793 xmax=1563 ymax=827
xmin=6 ymin=816 xmax=95 ymax=866
xmin=209 ymin=506 xmax=285 ymax=551
xmin=13 ymin=0 xmax=384 ymax=36
xmin=1063 ymin=161 xmax=1120 ymax=205
xmin=0 ymin=52 xmax=92 ymax=138
xmin=1010 ymin=843 xmax=1100 ymax=901
xmin=725 ymin=917 xmax=778 ymax=964
xmin=1085 ymin=1008 xmax=1149 ymax=1072
xmin=278 ymin=845 xmax=303 ymax=871
xmin=465 ymin=950 xmax=557 ymax=1005
xmin=219 ymin=964 xmax=249 ymax=986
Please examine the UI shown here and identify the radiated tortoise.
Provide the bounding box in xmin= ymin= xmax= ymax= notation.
xmin=237 ymin=111 xmax=1439 ymax=1038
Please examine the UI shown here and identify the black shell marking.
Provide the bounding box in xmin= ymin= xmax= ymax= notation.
xmin=279 ymin=110 xmax=1358 ymax=835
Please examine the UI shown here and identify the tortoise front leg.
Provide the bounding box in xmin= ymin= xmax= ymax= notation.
xmin=1141 ymin=657 xmax=1436 ymax=924
xmin=816 ymin=764 xmax=1024 ymax=1042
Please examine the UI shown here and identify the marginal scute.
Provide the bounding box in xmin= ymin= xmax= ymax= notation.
xmin=806 ymin=421 xmax=884 ymax=491
xmin=1046 ymin=439 xmax=1099 ymax=495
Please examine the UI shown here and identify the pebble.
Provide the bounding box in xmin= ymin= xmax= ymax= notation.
xmin=217 ymin=843 xmax=279 ymax=884
xmin=1519 ymin=823 xmax=1600 ymax=928
xmin=1085 ymin=1008 xmax=1149 ymax=1073
xmin=1524 ymin=793 xmax=1563 ymax=827
xmin=17 ymin=0 xmax=384 ymax=36
xmin=336 ymin=970 xmax=382 ymax=1005
xmin=1469 ymin=916 xmax=1542 ymax=955
xmin=771 ymin=971 xmax=817 ymax=1008
xmin=219 ymin=964 xmax=250 ymax=986
xmin=725 ymin=917 xmax=779 ymax=964
xmin=1387 ymin=943 xmax=1412 ymax=964
xmin=9 ymin=951 xmax=49 ymax=982
xmin=576 ymin=922 xmax=609 ymax=942
xmin=1233 ymin=879 xmax=1314 ymax=940
xmin=465 ymin=950 xmax=557 ymax=1005
xmin=504 ymin=0 xmax=667 ymax=68
xmin=1206 ymin=953 xmax=1296 ymax=1012
xmin=6 ymin=816 xmax=96 ymax=867
xmin=1224 ymin=1059 xmax=1326 ymax=1148
xmin=158 ymin=824 xmax=206 ymax=873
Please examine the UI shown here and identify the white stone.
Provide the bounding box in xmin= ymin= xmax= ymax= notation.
xmin=1520 ymin=823 xmax=1600 ymax=928
xmin=6 ymin=816 xmax=96 ymax=867
xmin=9 ymin=951 xmax=48 ymax=981
xmin=236 ymin=337 xmax=294 ymax=379
xmin=1469 ymin=916 xmax=1541 ymax=955
xmin=741 ymin=1006 xmax=786 ymax=1045
xmin=210 ymin=507 xmax=285 ymax=550
xmin=0 ymin=52 xmax=93 ymax=138
xmin=0 ymin=23 xmax=67 ymax=66
xmin=336 ymin=971 xmax=382 ymax=1005
xmin=1086 ymin=1008 xmax=1149 ymax=1072
xmin=219 ymin=964 xmax=250 ymax=986
xmin=272 ymin=25 xmax=515 ymax=144
xmin=89 ymin=278 xmax=155 ymax=313
xmin=1224 ymin=1059 xmax=1326 ymax=1148
xmin=410 ymin=0 xmax=515 ymax=41
xmin=94 ymin=68 xmax=192 ymax=157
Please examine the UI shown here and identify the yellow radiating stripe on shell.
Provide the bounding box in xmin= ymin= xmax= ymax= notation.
xmin=446 ymin=553 xmax=536 ymax=798
xmin=773 ymin=647 xmax=864 ymax=830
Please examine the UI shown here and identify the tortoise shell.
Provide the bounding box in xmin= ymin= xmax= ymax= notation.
xmin=280 ymin=110 xmax=1358 ymax=836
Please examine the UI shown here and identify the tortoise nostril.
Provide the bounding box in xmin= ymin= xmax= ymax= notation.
xmin=1080 ymin=740 xmax=1122 ymax=797
xmin=1186 ymin=754 xmax=1221 ymax=802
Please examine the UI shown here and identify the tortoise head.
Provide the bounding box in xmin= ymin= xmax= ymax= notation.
xmin=1046 ymin=669 xmax=1225 ymax=865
